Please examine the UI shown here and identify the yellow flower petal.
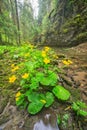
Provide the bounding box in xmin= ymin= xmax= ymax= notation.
xmin=11 ymin=66 xmax=19 ymax=72
xmin=44 ymin=46 xmax=50 ymax=52
xmin=43 ymin=58 xmax=50 ymax=64
xmin=11 ymin=64 xmax=15 ymax=68
xmin=15 ymin=91 xmax=21 ymax=97
xmin=22 ymin=73 xmax=29 ymax=79
xmin=67 ymin=60 xmax=73 ymax=64
xmin=62 ymin=60 xmax=69 ymax=65
xmin=15 ymin=97 xmax=19 ymax=101
xmin=9 ymin=75 xmax=16 ymax=83
xmin=42 ymin=51 xmax=46 ymax=57
xmin=15 ymin=92 xmax=22 ymax=102
xmin=62 ymin=59 xmax=73 ymax=65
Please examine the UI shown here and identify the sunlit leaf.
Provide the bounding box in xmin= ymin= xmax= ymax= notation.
xmin=72 ymin=102 xmax=80 ymax=111
xmin=36 ymin=72 xmax=44 ymax=81
xmin=30 ymin=77 xmax=39 ymax=90
xmin=40 ymin=72 xmax=58 ymax=86
xmin=76 ymin=101 xmax=87 ymax=108
xmin=52 ymin=85 xmax=71 ymax=101
xmin=28 ymin=102 xmax=44 ymax=114
xmin=45 ymin=92 xmax=54 ymax=107
xmin=77 ymin=110 xmax=87 ymax=116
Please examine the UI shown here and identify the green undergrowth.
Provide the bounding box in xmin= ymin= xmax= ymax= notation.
xmin=0 ymin=44 xmax=87 ymax=116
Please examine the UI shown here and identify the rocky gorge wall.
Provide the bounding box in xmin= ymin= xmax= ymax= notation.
xmin=40 ymin=0 xmax=87 ymax=47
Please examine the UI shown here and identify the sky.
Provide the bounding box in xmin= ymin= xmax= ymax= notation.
xmin=18 ymin=0 xmax=39 ymax=17
xmin=30 ymin=0 xmax=39 ymax=17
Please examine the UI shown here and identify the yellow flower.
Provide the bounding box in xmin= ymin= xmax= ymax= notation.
xmin=11 ymin=66 xmax=19 ymax=72
xmin=9 ymin=75 xmax=17 ymax=83
xmin=15 ymin=97 xmax=19 ymax=101
xmin=67 ymin=60 xmax=73 ymax=64
xmin=62 ymin=59 xmax=73 ymax=65
xmin=43 ymin=58 xmax=50 ymax=64
xmin=41 ymin=51 xmax=46 ymax=57
xmin=15 ymin=91 xmax=21 ymax=101
xmin=22 ymin=73 xmax=29 ymax=79
xmin=40 ymin=99 xmax=46 ymax=104
xmin=44 ymin=46 xmax=50 ymax=52
xmin=11 ymin=64 xmax=15 ymax=68
xmin=16 ymin=91 xmax=21 ymax=97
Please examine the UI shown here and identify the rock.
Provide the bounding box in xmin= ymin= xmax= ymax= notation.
xmin=72 ymin=71 xmax=87 ymax=88
xmin=60 ymin=75 xmax=73 ymax=86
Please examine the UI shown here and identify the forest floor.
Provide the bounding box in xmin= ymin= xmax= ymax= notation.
xmin=0 ymin=43 xmax=87 ymax=130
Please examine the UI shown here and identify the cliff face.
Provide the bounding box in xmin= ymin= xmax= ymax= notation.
xmin=42 ymin=0 xmax=87 ymax=47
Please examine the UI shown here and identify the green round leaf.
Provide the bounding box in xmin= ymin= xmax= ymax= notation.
xmin=72 ymin=102 xmax=79 ymax=111
xmin=52 ymin=85 xmax=71 ymax=101
xmin=27 ymin=92 xmax=40 ymax=102
xmin=78 ymin=110 xmax=87 ymax=117
xmin=28 ymin=102 xmax=44 ymax=114
xmin=40 ymin=72 xmax=58 ymax=86
xmin=45 ymin=92 xmax=54 ymax=107
xmin=40 ymin=77 xmax=50 ymax=86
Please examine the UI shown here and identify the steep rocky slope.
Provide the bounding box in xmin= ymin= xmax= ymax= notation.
xmin=41 ymin=0 xmax=87 ymax=47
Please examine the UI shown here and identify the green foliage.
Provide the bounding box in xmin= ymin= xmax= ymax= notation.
xmin=40 ymin=71 xmax=58 ymax=86
xmin=57 ymin=113 xmax=69 ymax=127
xmin=28 ymin=102 xmax=44 ymax=114
xmin=57 ymin=115 xmax=61 ymax=125
xmin=61 ymin=113 xmax=70 ymax=128
xmin=45 ymin=92 xmax=54 ymax=107
xmin=63 ymin=113 xmax=69 ymax=121
xmin=63 ymin=29 xmax=68 ymax=33
xmin=0 ymin=0 xmax=19 ymax=45
xmin=76 ymin=32 xmax=87 ymax=41
xmin=72 ymin=101 xmax=87 ymax=117
xmin=3 ymin=44 xmax=72 ymax=115
xmin=0 ymin=46 xmax=6 ymax=54
xmin=26 ymin=91 xmax=54 ymax=114
xmin=42 ymin=14 xmax=51 ymax=33
xmin=52 ymin=85 xmax=71 ymax=101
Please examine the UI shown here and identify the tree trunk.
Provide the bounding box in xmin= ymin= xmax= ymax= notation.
xmin=14 ymin=0 xmax=21 ymax=45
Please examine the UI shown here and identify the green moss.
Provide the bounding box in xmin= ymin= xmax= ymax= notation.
xmin=76 ymin=32 xmax=87 ymax=41
xmin=63 ymin=29 xmax=69 ymax=33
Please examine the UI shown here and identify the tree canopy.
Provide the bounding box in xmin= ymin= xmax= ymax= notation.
xmin=0 ymin=0 xmax=87 ymax=46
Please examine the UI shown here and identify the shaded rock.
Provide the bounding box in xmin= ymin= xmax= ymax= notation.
xmin=60 ymin=75 xmax=73 ymax=86
xmin=72 ymin=71 xmax=87 ymax=89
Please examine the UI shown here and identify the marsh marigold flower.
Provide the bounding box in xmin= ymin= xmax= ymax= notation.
xmin=67 ymin=60 xmax=73 ymax=64
xmin=22 ymin=73 xmax=29 ymax=79
xmin=42 ymin=51 xmax=46 ymax=57
xmin=11 ymin=64 xmax=15 ymax=68
xmin=9 ymin=75 xmax=17 ymax=83
xmin=11 ymin=66 xmax=19 ymax=72
xmin=43 ymin=58 xmax=50 ymax=64
xmin=15 ymin=91 xmax=21 ymax=101
xmin=44 ymin=46 xmax=50 ymax=52
xmin=62 ymin=59 xmax=73 ymax=65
